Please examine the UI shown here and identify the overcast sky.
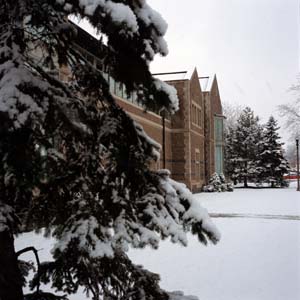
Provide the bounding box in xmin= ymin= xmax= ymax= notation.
xmin=147 ymin=0 xmax=299 ymax=139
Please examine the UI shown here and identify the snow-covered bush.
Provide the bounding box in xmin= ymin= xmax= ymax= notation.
xmin=226 ymin=182 xmax=234 ymax=191
xmin=203 ymin=173 xmax=234 ymax=192
xmin=280 ymin=179 xmax=290 ymax=188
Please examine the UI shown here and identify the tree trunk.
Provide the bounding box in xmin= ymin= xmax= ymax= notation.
xmin=244 ymin=161 xmax=248 ymax=188
xmin=0 ymin=230 xmax=23 ymax=300
xmin=243 ymin=176 xmax=248 ymax=188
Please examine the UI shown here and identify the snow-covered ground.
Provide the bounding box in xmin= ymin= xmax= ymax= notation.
xmin=199 ymin=182 xmax=300 ymax=216
xmin=16 ymin=182 xmax=300 ymax=300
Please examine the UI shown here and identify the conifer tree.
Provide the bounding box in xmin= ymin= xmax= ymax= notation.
xmin=224 ymin=126 xmax=239 ymax=184
xmin=233 ymin=107 xmax=261 ymax=187
xmin=251 ymin=122 xmax=265 ymax=184
xmin=258 ymin=116 xmax=289 ymax=187
xmin=0 ymin=1 xmax=220 ymax=300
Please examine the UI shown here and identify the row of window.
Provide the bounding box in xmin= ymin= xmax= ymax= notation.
xmin=104 ymin=73 xmax=139 ymax=104
xmin=76 ymin=46 xmax=162 ymax=114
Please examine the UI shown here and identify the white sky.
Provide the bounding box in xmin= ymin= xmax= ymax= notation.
xmin=147 ymin=0 xmax=299 ymax=140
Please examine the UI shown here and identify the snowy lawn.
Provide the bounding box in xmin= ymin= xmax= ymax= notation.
xmin=16 ymin=183 xmax=300 ymax=300
xmin=199 ymin=182 xmax=300 ymax=216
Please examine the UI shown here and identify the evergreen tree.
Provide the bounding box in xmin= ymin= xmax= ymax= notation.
xmin=224 ymin=126 xmax=239 ymax=184
xmin=0 ymin=1 xmax=220 ymax=300
xmin=252 ymin=122 xmax=265 ymax=185
xmin=233 ymin=107 xmax=261 ymax=187
xmin=258 ymin=116 xmax=289 ymax=187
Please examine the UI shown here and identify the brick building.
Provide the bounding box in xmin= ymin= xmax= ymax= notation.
xmin=59 ymin=25 xmax=225 ymax=192
xmin=151 ymin=70 xmax=225 ymax=192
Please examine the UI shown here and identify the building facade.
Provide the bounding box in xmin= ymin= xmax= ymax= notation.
xmin=59 ymin=25 xmax=225 ymax=192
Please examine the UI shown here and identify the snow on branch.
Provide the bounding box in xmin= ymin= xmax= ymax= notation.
xmin=105 ymin=1 xmax=139 ymax=33
xmin=159 ymin=171 xmax=221 ymax=244
xmin=154 ymin=79 xmax=179 ymax=113
xmin=134 ymin=0 xmax=168 ymax=36
xmin=135 ymin=121 xmax=161 ymax=161
xmin=57 ymin=0 xmax=169 ymax=60
xmin=76 ymin=0 xmax=139 ymax=33
xmin=0 ymin=43 xmax=49 ymax=128
xmin=52 ymin=169 xmax=220 ymax=261
xmin=53 ymin=215 xmax=114 ymax=258
xmin=134 ymin=0 xmax=169 ymax=55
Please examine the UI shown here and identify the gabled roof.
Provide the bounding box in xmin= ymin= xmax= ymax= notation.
xmin=199 ymin=75 xmax=215 ymax=92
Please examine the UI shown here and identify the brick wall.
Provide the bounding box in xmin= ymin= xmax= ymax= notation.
xmin=116 ymin=97 xmax=173 ymax=172
xmin=189 ymin=69 xmax=205 ymax=191
xmin=58 ymin=48 xmax=224 ymax=192
xmin=167 ymin=80 xmax=191 ymax=188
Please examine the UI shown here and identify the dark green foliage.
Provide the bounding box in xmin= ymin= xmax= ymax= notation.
xmin=30 ymin=252 xmax=168 ymax=300
xmin=19 ymin=260 xmax=36 ymax=287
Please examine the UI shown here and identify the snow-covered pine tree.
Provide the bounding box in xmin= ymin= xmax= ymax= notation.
xmin=224 ymin=126 xmax=239 ymax=184
xmin=251 ymin=122 xmax=265 ymax=185
xmin=0 ymin=1 xmax=220 ymax=300
xmin=258 ymin=116 xmax=289 ymax=187
xmin=234 ymin=107 xmax=262 ymax=187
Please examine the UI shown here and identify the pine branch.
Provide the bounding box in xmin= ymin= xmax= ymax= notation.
xmin=17 ymin=246 xmax=41 ymax=294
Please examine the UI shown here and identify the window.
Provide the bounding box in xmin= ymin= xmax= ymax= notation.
xmin=102 ymin=71 xmax=109 ymax=82
xmin=215 ymin=145 xmax=223 ymax=174
xmin=192 ymin=103 xmax=202 ymax=127
xmin=198 ymin=108 xmax=201 ymax=126
xmin=58 ymin=70 xmax=67 ymax=82
xmin=214 ymin=117 xmax=224 ymax=174
xmin=123 ymin=86 xmax=132 ymax=102
xmin=103 ymin=72 xmax=161 ymax=116
xmin=214 ymin=117 xmax=223 ymax=143
xmin=132 ymin=91 xmax=138 ymax=105
xmin=109 ymin=76 xmax=116 ymax=94
xmin=116 ymin=82 xmax=123 ymax=98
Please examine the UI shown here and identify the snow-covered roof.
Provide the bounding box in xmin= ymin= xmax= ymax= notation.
xmin=152 ymin=67 xmax=196 ymax=82
xmin=199 ymin=75 xmax=215 ymax=92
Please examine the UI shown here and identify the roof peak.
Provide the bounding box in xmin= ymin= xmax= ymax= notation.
xmin=199 ymin=74 xmax=216 ymax=92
